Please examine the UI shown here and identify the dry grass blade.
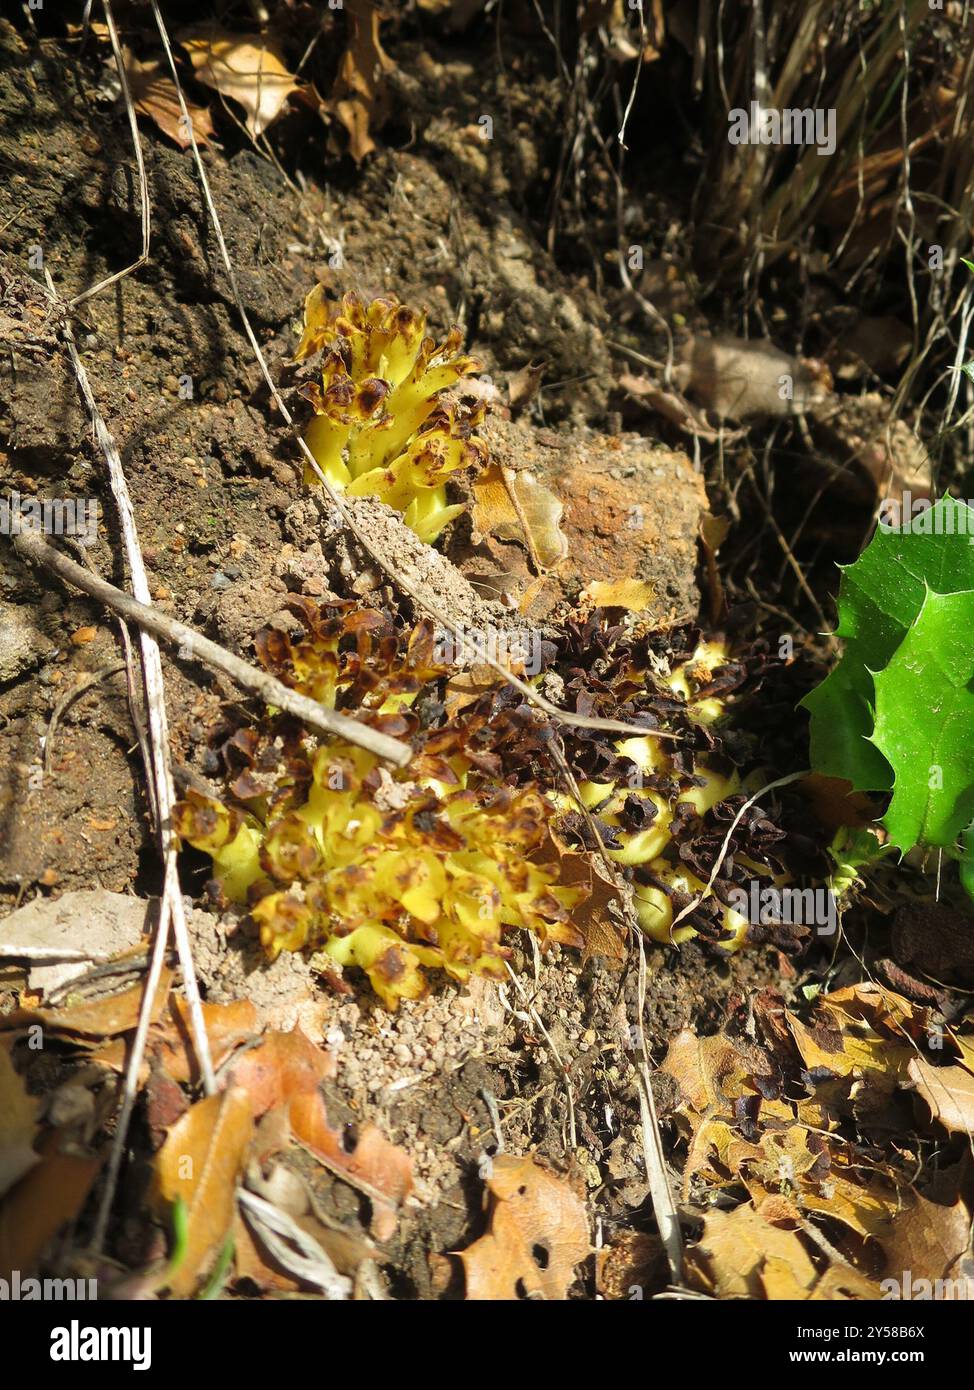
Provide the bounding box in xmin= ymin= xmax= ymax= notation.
xmin=237 ymin=1188 xmax=352 ymax=1299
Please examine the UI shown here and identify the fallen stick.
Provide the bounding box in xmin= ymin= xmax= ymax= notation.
xmin=10 ymin=527 xmax=412 ymax=768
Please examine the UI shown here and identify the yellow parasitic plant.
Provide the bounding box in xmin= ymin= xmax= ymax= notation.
xmin=294 ymin=286 xmax=487 ymax=544
xmin=174 ymin=604 xmax=585 ymax=1008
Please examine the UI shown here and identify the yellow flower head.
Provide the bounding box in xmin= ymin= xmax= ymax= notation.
xmin=295 ymin=287 xmax=486 ymax=543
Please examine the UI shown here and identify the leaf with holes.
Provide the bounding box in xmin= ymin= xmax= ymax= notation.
xmin=458 ymin=1154 xmax=589 ymax=1300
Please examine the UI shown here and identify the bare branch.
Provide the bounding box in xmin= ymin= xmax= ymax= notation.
xmin=11 ymin=528 xmax=413 ymax=768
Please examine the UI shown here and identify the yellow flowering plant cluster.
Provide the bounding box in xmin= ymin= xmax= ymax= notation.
xmin=293 ymin=286 xmax=487 ymax=544
xmin=175 ymin=592 xmax=789 ymax=1004
xmin=173 ymin=602 xmax=585 ymax=1008
xmin=563 ymin=641 xmax=751 ymax=949
xmin=549 ymin=631 xmax=790 ymax=953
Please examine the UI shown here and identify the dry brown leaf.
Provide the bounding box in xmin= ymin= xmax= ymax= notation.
xmin=874 ymin=1191 xmax=973 ymax=1291
xmin=443 ymin=663 xmax=503 ymax=718
xmin=507 ymin=360 xmax=546 ymax=412
xmin=324 ymin=0 xmax=394 ymax=163
xmin=458 ymin=1154 xmax=589 ymax=1300
xmin=553 ymin=851 xmax=625 ymax=964
xmin=91 ymin=996 xmax=258 ymax=1085
xmin=579 ymin=578 xmax=655 ymax=612
xmin=0 ymin=1141 xmax=103 ymax=1282
xmin=182 ymin=31 xmax=299 ymax=137
xmin=289 ymin=1090 xmax=412 ymax=1240
xmin=154 ymin=1087 xmax=254 ymax=1297
xmin=800 ymin=773 xmax=881 ymax=832
xmin=0 ymin=1043 xmax=40 ymax=1197
xmin=786 ymin=983 xmax=920 ymax=1102
xmin=0 ymin=968 xmax=172 ymax=1038
xmin=232 ymin=1162 xmax=373 ymax=1291
xmin=226 ymin=1026 xmax=337 ymax=1116
xmin=124 ymin=48 xmax=215 ymax=148
xmin=699 ymin=512 xmax=729 ymax=624
xmin=906 ymin=1057 xmax=974 ymax=1137
xmin=686 ymin=1200 xmax=879 ymax=1300
xmin=471 ymin=463 xmax=568 ymax=571
xmin=662 ymin=1027 xmax=773 ymax=1117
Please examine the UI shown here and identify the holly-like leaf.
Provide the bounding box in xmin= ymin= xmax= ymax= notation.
xmin=802 ymin=496 xmax=974 ymax=790
xmin=870 ymin=588 xmax=974 ymax=852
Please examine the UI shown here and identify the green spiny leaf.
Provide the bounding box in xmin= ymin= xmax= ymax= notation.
xmin=801 ymin=496 xmax=974 ymax=790
xmin=870 ymin=587 xmax=974 ymax=853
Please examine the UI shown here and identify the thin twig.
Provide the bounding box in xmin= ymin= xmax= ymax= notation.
xmin=11 ymin=529 xmax=412 ymax=767
xmin=43 ymin=663 xmax=125 ymax=774
xmin=45 ymin=266 xmax=221 ymax=1248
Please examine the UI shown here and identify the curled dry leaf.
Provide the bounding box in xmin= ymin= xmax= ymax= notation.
xmin=154 ymin=1087 xmax=254 ymax=1297
xmin=288 ymin=1091 xmax=413 ymax=1241
xmin=0 ymin=968 xmax=172 ymax=1038
xmin=226 ymin=1026 xmax=337 ymax=1116
xmin=233 ymin=1163 xmax=374 ymax=1292
xmin=0 ymin=1043 xmax=40 ymax=1197
xmin=324 ymin=0 xmax=395 ymax=163
xmin=123 ymin=48 xmax=215 ymax=149
xmin=507 ymin=360 xmax=546 ymax=413
xmin=698 ymin=512 xmax=729 ymax=624
xmin=471 ymin=463 xmax=568 ymax=571
xmin=579 ymin=578 xmax=655 ymax=612
xmin=458 ymin=1154 xmax=589 ymax=1300
xmin=181 ymin=30 xmax=300 ymax=137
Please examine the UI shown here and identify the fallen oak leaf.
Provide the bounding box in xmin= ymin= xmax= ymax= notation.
xmin=906 ymin=1056 xmax=974 ymax=1137
xmin=785 ymin=983 xmax=922 ymax=1107
xmin=457 ymin=1154 xmax=589 ymax=1300
xmin=551 ymin=850 xmax=625 ymax=964
xmin=181 ymin=30 xmax=300 ymax=137
xmin=123 ymin=48 xmax=215 ymax=148
xmin=226 ymin=1026 xmax=337 ymax=1116
xmin=0 ymin=1138 xmax=103 ymax=1282
xmin=323 ymin=0 xmax=394 ymax=163
xmin=90 ymin=995 xmax=259 ymax=1086
xmin=873 ymin=1190 xmax=973 ymax=1293
xmin=288 ymin=1090 xmax=413 ymax=1241
xmin=685 ymin=1199 xmax=879 ymax=1300
xmin=0 ymin=968 xmax=172 ymax=1038
xmin=154 ymin=1087 xmax=254 ymax=1297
